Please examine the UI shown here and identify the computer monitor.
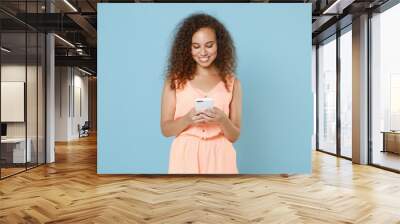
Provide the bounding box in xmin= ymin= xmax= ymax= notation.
xmin=1 ymin=123 xmax=7 ymax=137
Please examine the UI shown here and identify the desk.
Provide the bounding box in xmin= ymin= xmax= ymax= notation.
xmin=1 ymin=138 xmax=31 ymax=163
xmin=381 ymin=131 xmax=400 ymax=154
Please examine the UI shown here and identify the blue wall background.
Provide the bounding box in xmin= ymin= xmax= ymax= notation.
xmin=98 ymin=3 xmax=312 ymax=174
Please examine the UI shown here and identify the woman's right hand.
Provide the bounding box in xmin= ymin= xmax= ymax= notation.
xmin=184 ymin=108 xmax=205 ymax=126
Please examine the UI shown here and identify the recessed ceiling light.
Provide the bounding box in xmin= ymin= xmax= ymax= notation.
xmin=1 ymin=47 xmax=11 ymax=53
xmin=78 ymin=67 xmax=93 ymax=76
xmin=322 ymin=0 xmax=354 ymax=15
xmin=63 ymin=0 xmax=78 ymax=12
xmin=54 ymin=34 xmax=75 ymax=48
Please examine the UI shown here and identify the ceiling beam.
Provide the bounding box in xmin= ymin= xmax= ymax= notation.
xmin=67 ymin=13 xmax=97 ymax=46
xmin=55 ymin=55 xmax=96 ymax=70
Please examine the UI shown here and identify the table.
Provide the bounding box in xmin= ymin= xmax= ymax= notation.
xmin=381 ymin=131 xmax=400 ymax=154
xmin=1 ymin=138 xmax=32 ymax=163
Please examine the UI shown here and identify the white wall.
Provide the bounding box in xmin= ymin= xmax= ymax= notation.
xmin=72 ymin=73 xmax=89 ymax=138
xmin=1 ymin=65 xmax=42 ymax=137
xmin=1 ymin=65 xmax=26 ymax=134
xmin=55 ymin=67 xmax=89 ymax=141
xmin=55 ymin=66 xmax=70 ymax=141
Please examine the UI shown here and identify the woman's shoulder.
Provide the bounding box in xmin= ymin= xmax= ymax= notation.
xmin=163 ymin=78 xmax=173 ymax=89
xmin=164 ymin=77 xmax=189 ymax=92
xmin=226 ymin=72 xmax=239 ymax=81
xmin=226 ymin=73 xmax=240 ymax=91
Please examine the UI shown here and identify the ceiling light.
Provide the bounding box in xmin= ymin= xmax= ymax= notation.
xmin=78 ymin=67 xmax=93 ymax=76
xmin=76 ymin=48 xmax=84 ymax=55
xmin=1 ymin=47 xmax=11 ymax=53
xmin=54 ymin=34 xmax=75 ymax=48
xmin=323 ymin=0 xmax=344 ymax=14
xmin=63 ymin=0 xmax=78 ymax=12
xmin=322 ymin=0 xmax=354 ymax=15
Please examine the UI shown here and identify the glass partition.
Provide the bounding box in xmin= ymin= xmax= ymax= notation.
xmin=0 ymin=1 xmax=46 ymax=179
xmin=339 ymin=28 xmax=352 ymax=158
xmin=317 ymin=35 xmax=337 ymax=155
xmin=27 ymin=31 xmax=38 ymax=169
xmin=1 ymin=31 xmax=28 ymax=177
xmin=371 ymin=3 xmax=400 ymax=171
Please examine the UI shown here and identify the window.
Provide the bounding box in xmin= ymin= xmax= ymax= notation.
xmin=339 ymin=28 xmax=352 ymax=158
xmin=371 ymin=3 xmax=400 ymax=171
xmin=318 ymin=36 xmax=337 ymax=154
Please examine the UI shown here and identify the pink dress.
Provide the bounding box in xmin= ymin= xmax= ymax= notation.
xmin=168 ymin=77 xmax=238 ymax=174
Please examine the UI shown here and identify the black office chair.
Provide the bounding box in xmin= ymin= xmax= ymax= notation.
xmin=78 ymin=121 xmax=90 ymax=138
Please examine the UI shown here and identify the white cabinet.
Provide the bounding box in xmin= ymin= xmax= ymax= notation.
xmin=1 ymin=138 xmax=32 ymax=163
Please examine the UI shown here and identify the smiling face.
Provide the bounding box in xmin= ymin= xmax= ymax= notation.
xmin=191 ymin=27 xmax=218 ymax=68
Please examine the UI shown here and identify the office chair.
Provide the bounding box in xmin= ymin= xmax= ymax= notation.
xmin=79 ymin=121 xmax=90 ymax=138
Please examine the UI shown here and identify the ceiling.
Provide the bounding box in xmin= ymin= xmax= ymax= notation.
xmin=0 ymin=0 xmax=393 ymax=75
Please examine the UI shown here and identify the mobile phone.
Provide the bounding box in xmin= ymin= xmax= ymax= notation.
xmin=195 ymin=98 xmax=214 ymax=112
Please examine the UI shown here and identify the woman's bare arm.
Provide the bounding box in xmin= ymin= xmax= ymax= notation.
xmin=219 ymin=79 xmax=242 ymax=142
xmin=160 ymin=80 xmax=202 ymax=137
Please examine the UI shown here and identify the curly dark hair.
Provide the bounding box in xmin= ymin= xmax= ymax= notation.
xmin=166 ymin=13 xmax=236 ymax=90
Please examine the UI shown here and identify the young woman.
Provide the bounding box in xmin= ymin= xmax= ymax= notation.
xmin=160 ymin=13 xmax=242 ymax=174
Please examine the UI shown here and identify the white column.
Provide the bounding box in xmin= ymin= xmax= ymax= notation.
xmin=352 ymin=14 xmax=369 ymax=164
xmin=46 ymin=33 xmax=55 ymax=163
xmin=46 ymin=1 xmax=55 ymax=163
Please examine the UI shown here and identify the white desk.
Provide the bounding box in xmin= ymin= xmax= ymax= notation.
xmin=1 ymin=138 xmax=31 ymax=163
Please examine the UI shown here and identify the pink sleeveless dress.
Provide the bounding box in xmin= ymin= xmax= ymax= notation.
xmin=168 ymin=77 xmax=238 ymax=174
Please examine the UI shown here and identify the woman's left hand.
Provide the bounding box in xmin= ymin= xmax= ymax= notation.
xmin=200 ymin=107 xmax=228 ymax=125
